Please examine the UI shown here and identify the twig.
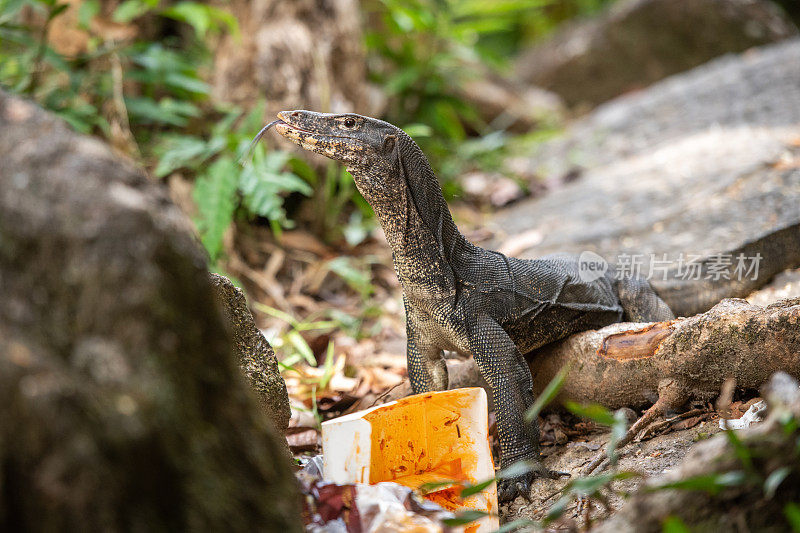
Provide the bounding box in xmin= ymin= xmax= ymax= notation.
xmin=27 ymin=4 xmax=57 ymax=95
xmin=583 ymin=399 xmax=666 ymax=475
xmin=638 ymin=407 xmax=708 ymax=440
xmin=110 ymin=51 xmax=140 ymax=158
xmin=368 ymin=381 xmax=407 ymax=408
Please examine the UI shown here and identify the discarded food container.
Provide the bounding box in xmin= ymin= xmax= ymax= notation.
xmin=322 ymin=387 xmax=499 ymax=532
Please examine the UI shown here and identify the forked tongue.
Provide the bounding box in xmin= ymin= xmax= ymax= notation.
xmin=238 ymin=119 xmax=284 ymax=166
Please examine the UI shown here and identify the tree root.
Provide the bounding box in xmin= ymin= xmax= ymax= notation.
xmin=589 ymin=372 xmax=800 ymax=532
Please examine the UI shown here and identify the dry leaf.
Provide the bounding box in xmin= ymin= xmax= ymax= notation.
xmin=498 ymin=228 xmax=544 ymax=257
xmin=287 ymin=428 xmax=321 ymax=452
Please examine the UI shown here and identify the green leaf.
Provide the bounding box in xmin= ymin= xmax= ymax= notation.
xmin=238 ymin=151 xmax=311 ymax=225
xmin=564 ymin=401 xmax=617 ymax=426
xmin=161 ymin=2 xmax=238 ymax=38
xmin=47 ymin=2 xmax=68 ymax=20
xmin=785 ymin=502 xmax=800 ymax=532
xmin=325 ymin=257 xmax=374 ymax=298
xmin=545 ymin=493 xmax=570 ymax=522
xmin=493 ymin=518 xmax=540 ymax=533
xmin=384 ymin=66 xmax=419 ymax=94
xmin=286 ymin=330 xmax=316 ymax=366
xmin=497 ymin=459 xmax=538 ymax=480
xmin=278 ymin=354 xmax=303 ymax=371
xmin=418 ymin=480 xmax=456 ymax=494
xmin=0 ymin=0 xmax=29 ymax=23
xmin=649 ymin=471 xmax=747 ymax=496
xmin=254 ymin=303 xmax=299 ymax=328
xmin=193 ymin=157 xmax=239 ymax=260
xmin=724 ymin=428 xmax=755 ymax=473
xmin=442 ymin=510 xmax=489 ymax=527
xmin=319 ymin=341 xmax=336 ymax=389
xmin=544 ymin=471 xmax=637 ymax=524
xmin=402 ymin=123 xmax=433 ymax=138
xmin=343 ymin=211 xmax=371 ymax=247
xmin=566 ymin=471 xmax=637 ymax=496
xmin=113 ymin=0 xmax=156 ymax=23
xmin=124 ymin=97 xmax=201 ymax=127
xmin=606 ymin=409 xmax=629 ymax=466
xmin=431 ymin=100 xmax=465 ymax=141
xmin=77 ymin=0 xmax=99 ymax=29
xmin=525 ymin=365 xmax=568 ymax=422
xmin=164 ymin=72 xmax=210 ymax=95
xmin=459 ymin=477 xmax=495 ymax=498
xmin=154 ymin=134 xmax=224 ymax=177
xmin=661 ymin=515 xmax=690 ymax=533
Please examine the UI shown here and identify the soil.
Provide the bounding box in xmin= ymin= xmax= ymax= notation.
xmin=502 ymin=418 xmax=722 ymax=526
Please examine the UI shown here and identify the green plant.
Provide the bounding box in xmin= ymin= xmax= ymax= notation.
xmin=363 ymin=0 xmax=614 ymax=188
xmin=157 ymin=103 xmax=313 ymax=261
xmin=364 ymin=0 xmax=525 ymax=186
xmin=255 ymin=304 xmax=340 ymax=371
xmin=0 ymin=0 xmax=318 ymax=263
xmin=0 ymin=0 xmax=225 ymax=136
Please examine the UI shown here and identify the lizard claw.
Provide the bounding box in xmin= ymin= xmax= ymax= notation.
xmin=498 ymin=476 xmax=531 ymax=502
xmin=497 ymin=466 xmax=571 ymax=502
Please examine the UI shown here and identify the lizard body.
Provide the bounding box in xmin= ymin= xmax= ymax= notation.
xmin=266 ymin=110 xmax=798 ymax=501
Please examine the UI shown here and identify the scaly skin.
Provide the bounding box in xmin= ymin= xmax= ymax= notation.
xmin=264 ymin=110 xmax=796 ymax=501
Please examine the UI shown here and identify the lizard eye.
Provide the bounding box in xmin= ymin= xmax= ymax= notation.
xmin=343 ymin=118 xmax=356 ymax=128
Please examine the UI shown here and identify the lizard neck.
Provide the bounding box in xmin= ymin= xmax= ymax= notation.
xmin=354 ymin=136 xmax=468 ymax=300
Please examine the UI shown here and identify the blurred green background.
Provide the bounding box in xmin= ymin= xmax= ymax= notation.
xmin=0 ymin=0 xmax=613 ymax=261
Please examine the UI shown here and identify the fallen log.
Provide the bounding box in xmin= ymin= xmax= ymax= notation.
xmin=354 ymin=298 xmax=800 ymax=452
xmin=532 ymin=297 xmax=800 ymax=471
xmin=531 ymin=297 xmax=800 ymax=412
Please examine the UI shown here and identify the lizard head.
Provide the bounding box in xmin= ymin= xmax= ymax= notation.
xmin=272 ymin=110 xmax=415 ymax=201
xmin=266 ymin=110 xmax=460 ymax=272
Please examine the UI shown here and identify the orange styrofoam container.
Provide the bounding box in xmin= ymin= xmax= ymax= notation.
xmin=322 ymin=388 xmax=499 ymax=532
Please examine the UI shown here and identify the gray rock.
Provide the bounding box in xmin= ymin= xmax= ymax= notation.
xmin=516 ymin=0 xmax=797 ymax=108
xmin=0 ymin=89 xmax=301 ymax=531
xmin=209 ymin=273 xmax=291 ymax=432
xmin=492 ymin=39 xmax=800 ymax=265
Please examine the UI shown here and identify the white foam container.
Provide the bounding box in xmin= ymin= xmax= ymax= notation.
xmin=322 ymin=387 xmax=499 ymax=532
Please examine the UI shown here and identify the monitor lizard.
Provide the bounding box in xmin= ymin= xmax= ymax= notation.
xmin=258 ymin=110 xmax=800 ymax=501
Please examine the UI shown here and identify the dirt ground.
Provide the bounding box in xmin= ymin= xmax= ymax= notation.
xmin=502 ymin=413 xmax=724 ymax=526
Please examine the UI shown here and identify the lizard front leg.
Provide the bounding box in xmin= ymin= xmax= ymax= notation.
xmin=468 ymin=315 xmax=563 ymax=502
xmin=406 ymin=301 xmax=448 ymax=393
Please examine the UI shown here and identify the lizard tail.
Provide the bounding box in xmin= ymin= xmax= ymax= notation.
xmin=649 ymin=221 xmax=800 ymax=317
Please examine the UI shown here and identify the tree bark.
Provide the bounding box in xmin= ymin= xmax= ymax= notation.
xmin=531 ymin=297 xmax=800 ymax=411
xmin=212 ymin=0 xmax=381 ymax=118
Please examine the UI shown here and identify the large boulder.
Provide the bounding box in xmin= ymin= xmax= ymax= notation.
xmin=0 ymin=89 xmax=301 ymax=531
xmin=515 ymin=0 xmax=797 ymax=109
xmin=492 ymin=39 xmax=800 ymax=263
